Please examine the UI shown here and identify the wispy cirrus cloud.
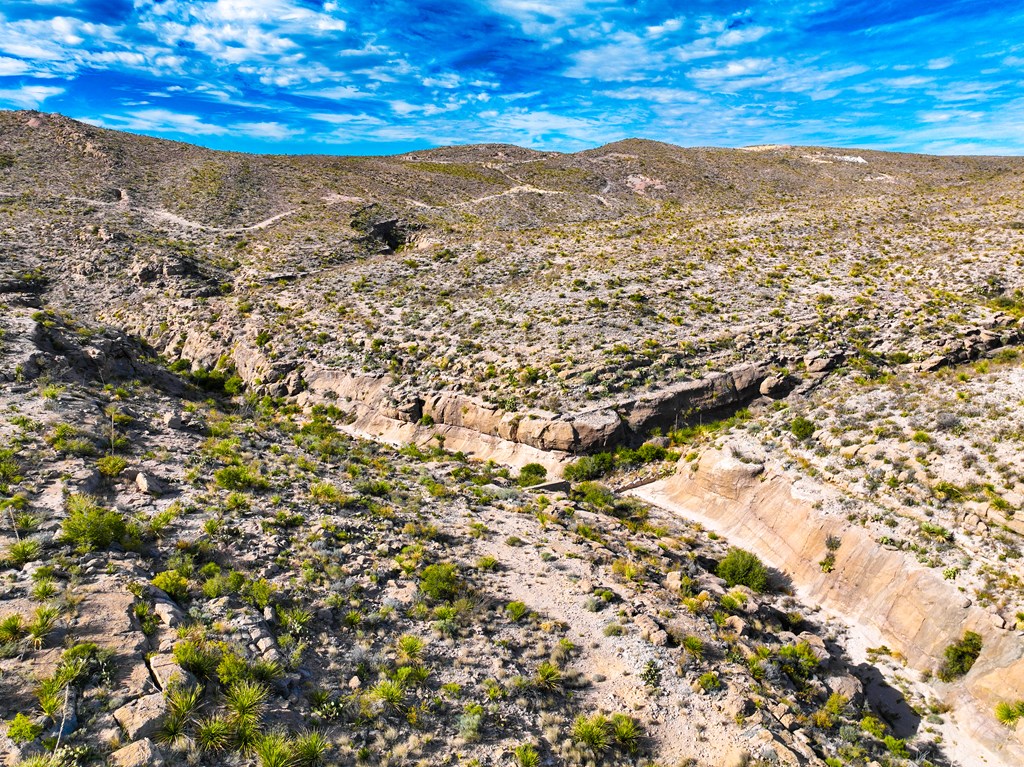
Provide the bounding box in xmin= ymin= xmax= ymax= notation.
xmin=0 ymin=1 xmax=1023 ymax=154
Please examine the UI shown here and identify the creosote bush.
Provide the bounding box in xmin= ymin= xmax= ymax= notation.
xmin=419 ymin=562 xmax=460 ymax=602
xmin=717 ymin=547 xmax=769 ymax=592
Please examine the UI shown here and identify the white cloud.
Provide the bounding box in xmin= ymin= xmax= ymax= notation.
xmin=927 ymin=57 xmax=954 ymax=70
xmin=93 ymin=108 xmax=232 ymax=136
xmin=309 ymin=112 xmax=385 ymax=125
xmin=0 ymin=56 xmax=30 ymax=76
xmin=0 ymin=85 xmax=64 ymax=108
xmin=879 ymin=76 xmax=934 ymax=88
xmin=646 ymin=18 xmax=684 ymax=38
xmin=689 ymin=57 xmax=774 ymax=82
xmin=234 ymin=121 xmax=301 ymax=140
xmin=600 ymin=86 xmax=707 ymax=104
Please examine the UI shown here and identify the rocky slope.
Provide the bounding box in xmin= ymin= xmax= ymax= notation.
xmin=3 ymin=109 xmax=1024 ymax=766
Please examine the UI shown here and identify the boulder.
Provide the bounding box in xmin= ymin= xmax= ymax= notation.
xmin=148 ymin=653 xmax=191 ymax=690
xmin=113 ymin=693 xmax=167 ymax=740
xmin=135 ymin=472 xmax=166 ymax=496
xmin=111 ymin=738 xmax=164 ymax=767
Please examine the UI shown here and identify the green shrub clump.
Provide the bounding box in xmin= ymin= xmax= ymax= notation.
xmin=937 ymin=631 xmax=982 ymax=682
xmin=563 ymin=452 xmax=614 ymax=482
xmin=6 ymin=712 xmax=42 ymax=744
xmin=419 ymin=563 xmax=460 ymax=602
xmin=152 ymin=570 xmax=189 ymax=602
xmin=716 ymin=547 xmax=769 ymax=592
xmin=790 ymin=417 xmax=816 ymax=440
xmin=517 ymin=463 xmax=547 ymax=487
xmin=60 ymin=494 xmax=129 ymax=552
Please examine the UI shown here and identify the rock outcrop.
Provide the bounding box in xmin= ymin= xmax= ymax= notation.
xmin=634 ymin=444 xmax=1024 ymax=763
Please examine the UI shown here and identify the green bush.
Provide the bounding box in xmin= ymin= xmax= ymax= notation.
xmin=6 ymin=539 xmax=41 ymax=567
xmin=716 ymin=547 xmax=769 ymax=592
xmin=214 ymin=464 xmax=268 ymax=491
xmin=420 ymin=563 xmax=460 ymax=602
xmin=60 ymin=494 xmax=128 ymax=552
xmin=995 ymin=699 xmax=1024 ymax=727
xmin=517 ymin=463 xmax=547 ymax=487
xmin=152 ymin=570 xmax=189 ymax=602
xmin=790 ymin=417 xmax=816 ymax=440
xmin=937 ymin=631 xmax=982 ymax=682
xmin=6 ymin=712 xmax=42 ymax=744
xmin=97 ymin=455 xmax=129 ymax=478
xmin=563 ymin=452 xmax=615 ymax=482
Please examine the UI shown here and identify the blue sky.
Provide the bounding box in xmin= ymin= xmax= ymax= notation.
xmin=1 ymin=1 xmax=1023 ymax=155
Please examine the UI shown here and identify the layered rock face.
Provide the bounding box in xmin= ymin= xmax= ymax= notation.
xmin=635 ymin=444 xmax=1024 ymax=762
xmin=298 ymin=361 xmax=773 ymax=458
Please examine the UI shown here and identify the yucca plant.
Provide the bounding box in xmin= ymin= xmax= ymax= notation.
xmin=226 ymin=679 xmax=269 ymax=726
xmin=995 ymin=700 xmax=1024 ymax=727
xmin=31 ymin=577 xmax=58 ymax=602
xmin=610 ymin=713 xmax=642 ymax=754
xmin=292 ymin=729 xmax=330 ymax=767
xmin=571 ymin=713 xmax=610 ymax=754
xmin=395 ymin=634 xmax=425 ymax=665
xmin=513 ymin=743 xmax=540 ymax=767
xmin=370 ymin=679 xmax=406 ymax=714
xmin=159 ymin=683 xmax=203 ymax=744
xmin=254 ymin=730 xmax=294 ymax=767
xmin=0 ymin=613 xmax=25 ymax=645
xmin=534 ymin=661 xmax=563 ymax=692
xmin=195 ymin=714 xmax=231 ymax=752
xmin=6 ymin=538 xmax=41 ymax=567
xmin=27 ymin=605 xmax=60 ymax=649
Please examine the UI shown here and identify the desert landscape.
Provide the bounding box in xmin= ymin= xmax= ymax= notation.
xmin=1 ymin=109 xmax=1024 ymax=767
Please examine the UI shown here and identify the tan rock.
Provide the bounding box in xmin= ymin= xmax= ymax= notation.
xmin=113 ymin=693 xmax=167 ymax=740
xmin=111 ymin=738 xmax=164 ymax=767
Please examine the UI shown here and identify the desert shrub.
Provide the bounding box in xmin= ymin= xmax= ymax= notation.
xmin=214 ymin=464 xmax=268 ymax=491
xmin=696 ymin=671 xmax=721 ymax=691
xmin=884 ymin=735 xmax=910 ymax=757
xmin=419 ymin=563 xmax=460 ymax=602
xmin=292 ymin=729 xmax=330 ymax=767
xmin=97 ymin=455 xmax=129 ymax=478
xmin=572 ymin=713 xmax=610 ymax=754
xmin=860 ymin=714 xmax=886 ymax=738
xmin=6 ymin=538 xmax=41 ymax=567
xmin=777 ymin=642 xmax=820 ymax=684
xmin=535 ymin=661 xmax=562 ymax=691
xmin=152 ymin=570 xmax=189 ymax=602
xmin=254 ymin=730 xmax=293 ymax=767
xmin=60 ymin=494 xmax=128 ymax=552
xmin=505 ymin=601 xmax=529 ymax=621
xmin=517 ymin=463 xmax=547 ymax=486
xmin=513 ymin=744 xmax=540 ymax=767
xmin=610 ymin=713 xmax=642 ymax=754
xmin=174 ymin=639 xmax=222 ymax=680
xmin=563 ymin=452 xmax=614 ymax=481
xmin=717 ymin=547 xmax=768 ymax=592
xmin=0 ymin=448 xmax=23 ymax=490
xmin=790 ymin=416 xmax=816 ymax=440
xmin=6 ymin=712 xmax=42 ymax=744
xmin=937 ymin=631 xmax=982 ymax=682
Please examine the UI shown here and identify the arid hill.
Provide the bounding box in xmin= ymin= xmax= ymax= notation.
xmin=2 ymin=110 xmax=1024 ymax=767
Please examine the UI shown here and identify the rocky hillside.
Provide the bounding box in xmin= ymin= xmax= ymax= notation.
xmin=2 ymin=109 xmax=1024 ymax=767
